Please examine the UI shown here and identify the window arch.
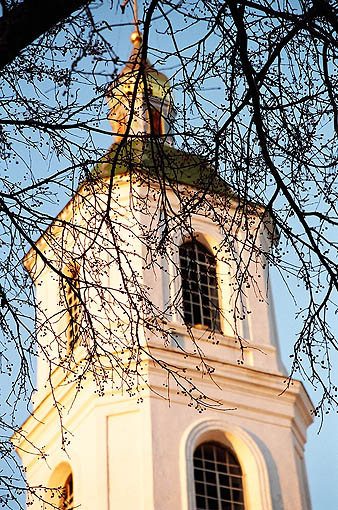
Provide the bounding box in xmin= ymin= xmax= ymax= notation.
xmin=179 ymin=241 xmax=220 ymax=331
xmin=193 ymin=442 xmax=244 ymax=510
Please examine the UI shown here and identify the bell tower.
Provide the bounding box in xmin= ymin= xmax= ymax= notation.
xmin=14 ymin=28 xmax=313 ymax=510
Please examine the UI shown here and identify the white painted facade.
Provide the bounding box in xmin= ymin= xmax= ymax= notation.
xmin=14 ymin=32 xmax=313 ymax=510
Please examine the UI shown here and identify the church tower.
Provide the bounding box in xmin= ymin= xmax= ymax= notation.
xmin=14 ymin=30 xmax=313 ymax=510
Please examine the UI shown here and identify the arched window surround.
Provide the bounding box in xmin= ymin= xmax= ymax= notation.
xmin=168 ymin=230 xmax=248 ymax=339
xmin=180 ymin=419 xmax=274 ymax=510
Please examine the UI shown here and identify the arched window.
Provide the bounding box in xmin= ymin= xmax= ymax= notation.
xmin=193 ymin=442 xmax=244 ymax=510
xmin=179 ymin=241 xmax=220 ymax=331
xmin=59 ymin=473 xmax=73 ymax=510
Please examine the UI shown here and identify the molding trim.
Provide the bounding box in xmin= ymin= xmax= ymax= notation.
xmin=180 ymin=418 xmax=274 ymax=510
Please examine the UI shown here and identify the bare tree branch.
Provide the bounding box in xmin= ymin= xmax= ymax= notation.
xmin=0 ymin=0 xmax=92 ymax=70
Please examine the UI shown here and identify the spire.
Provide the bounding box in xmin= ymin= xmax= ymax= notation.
xmin=128 ymin=0 xmax=143 ymax=65
xmin=132 ymin=0 xmax=140 ymax=36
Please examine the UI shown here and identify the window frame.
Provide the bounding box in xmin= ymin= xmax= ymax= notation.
xmin=179 ymin=240 xmax=221 ymax=332
xmin=193 ymin=442 xmax=245 ymax=510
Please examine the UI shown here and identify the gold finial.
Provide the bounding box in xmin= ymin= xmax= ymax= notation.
xmin=130 ymin=30 xmax=142 ymax=48
xmin=130 ymin=31 xmax=142 ymax=50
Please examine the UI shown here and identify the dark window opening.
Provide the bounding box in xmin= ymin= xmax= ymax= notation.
xmin=59 ymin=473 xmax=73 ymax=510
xmin=193 ymin=443 xmax=244 ymax=510
xmin=64 ymin=263 xmax=81 ymax=351
xmin=179 ymin=241 xmax=221 ymax=331
xmin=148 ymin=104 xmax=163 ymax=136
